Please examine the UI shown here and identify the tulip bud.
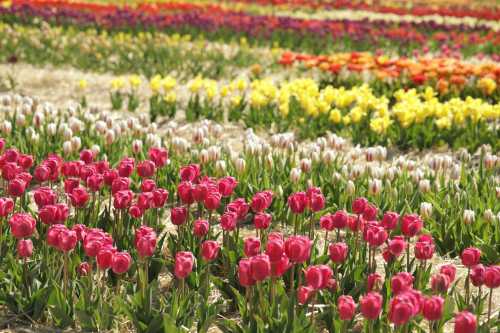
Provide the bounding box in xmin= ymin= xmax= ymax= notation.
xmin=235 ymin=158 xmax=246 ymax=174
xmin=346 ymin=180 xmax=355 ymax=196
xmin=290 ymin=168 xmax=301 ymax=184
xmin=368 ymin=178 xmax=382 ymax=196
xmin=63 ymin=141 xmax=73 ymax=155
xmin=420 ymin=202 xmax=433 ymax=219
xmin=418 ymin=179 xmax=431 ymax=193
xmin=300 ymin=158 xmax=311 ymax=173
xmin=132 ymin=139 xmax=143 ymax=154
xmin=483 ymin=209 xmax=495 ymax=223
xmin=2 ymin=121 xmax=12 ymax=135
xmin=105 ymin=129 xmax=115 ymax=145
xmin=215 ymin=160 xmax=226 ymax=174
xmin=463 ymin=210 xmax=475 ymax=225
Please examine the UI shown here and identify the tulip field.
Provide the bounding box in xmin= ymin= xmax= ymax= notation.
xmin=0 ymin=1 xmax=499 ymax=333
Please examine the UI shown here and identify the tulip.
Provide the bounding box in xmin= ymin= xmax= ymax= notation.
xmin=77 ymin=262 xmax=90 ymax=276
xmin=461 ymin=247 xmax=481 ymax=304
xmin=238 ymin=258 xmax=255 ymax=287
xmin=454 ymin=311 xmax=476 ymax=333
xmin=250 ymin=191 xmax=273 ymax=213
xmin=388 ymin=236 xmax=406 ymax=257
xmin=111 ymin=251 xmax=132 ymax=274
xmin=352 ymin=197 xmax=368 ymax=215
xmin=388 ymin=294 xmax=415 ymax=326
xmin=218 ymin=176 xmax=237 ymax=197
xmin=367 ymin=273 xmax=383 ymax=292
xmin=381 ymin=211 xmax=399 ymax=230
xmin=391 ymin=272 xmax=414 ymax=295
xmin=113 ymin=190 xmax=133 ymax=210
xmin=470 ymin=264 xmax=485 ymax=287
xmin=401 ymin=214 xmax=423 ymax=238
xmin=33 ymin=187 xmax=57 ymax=208
xmin=306 ymin=187 xmax=325 ymax=212
xmin=151 ymin=188 xmax=168 ymax=208
xmin=305 ymin=265 xmax=332 ymax=289
xmin=69 ymin=187 xmax=90 ymax=208
xmin=423 ymin=296 xmax=444 ymax=322
xmin=87 ymin=173 xmax=104 ymax=192
xmin=288 ymin=192 xmax=307 ymax=214
xmin=9 ymin=213 xmax=36 ymax=239
xmin=201 ymin=240 xmax=219 ymax=261
xmin=329 ymin=242 xmax=348 ymax=264
xmin=203 ymin=191 xmax=221 ymax=211
xmin=319 ymin=214 xmax=334 ymax=231
xmin=360 ymin=292 xmax=383 ymax=320
xmin=284 ymin=235 xmax=312 ymax=263
xmin=193 ymin=219 xmax=209 ymax=237
xmin=179 ymin=164 xmax=200 ymax=182
xmin=415 ymin=240 xmax=435 ymax=260
xmin=270 ymin=254 xmax=290 ymax=277
xmin=136 ymin=233 xmax=156 ymax=257
xmin=243 ymin=237 xmax=260 ymax=257
xmin=337 ymin=295 xmax=356 ymax=320
xmin=57 ymin=228 xmax=78 ymax=252
xmin=362 ymin=203 xmax=378 ymax=221
xmin=226 ymin=198 xmax=249 ymax=220
xmin=249 ymin=254 xmax=271 ymax=281
xmin=331 ymin=210 xmax=348 ymax=229
xmin=141 ymin=179 xmax=156 ymax=192
xmin=137 ymin=160 xmax=156 ymax=178
xmin=266 ymin=235 xmax=284 ymax=262
xmin=484 ymin=266 xmax=500 ymax=327
xmin=220 ymin=211 xmax=237 ymax=231
xmin=97 ymin=246 xmax=116 ymax=270
xmin=0 ymin=197 xmax=14 ymax=217
xmin=148 ymin=147 xmax=168 ymax=168
xmin=440 ymin=264 xmax=456 ymax=283
xmin=171 ymin=206 xmax=188 ymax=226
xmin=254 ymin=212 xmax=271 ymax=230
xmin=297 ymin=285 xmax=315 ymax=305
xmin=175 ymin=251 xmax=194 ymax=279
xmin=17 ymin=239 xmax=33 ymax=258
xmin=8 ymin=178 xmax=27 ymax=197
xmin=431 ymin=273 xmax=451 ymax=294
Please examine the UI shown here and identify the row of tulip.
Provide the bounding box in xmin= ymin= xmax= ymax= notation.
xmin=0 ymin=92 xmax=498 ymax=332
xmin=0 ymin=21 xmax=268 ymax=80
xmin=86 ymin=75 xmax=500 ymax=150
xmin=1 ymin=1 xmax=498 ymax=56
xmin=279 ymin=51 xmax=500 ymax=100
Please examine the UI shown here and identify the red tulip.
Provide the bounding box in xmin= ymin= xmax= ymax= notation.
xmin=270 ymin=254 xmax=290 ymax=277
xmin=47 ymin=224 xmax=66 ymax=248
xmin=288 ymin=192 xmax=307 ymax=214
xmin=77 ymin=262 xmax=90 ymax=276
xmin=117 ymin=158 xmax=134 ymax=177
xmin=484 ymin=266 xmax=500 ymax=289
xmin=141 ymin=179 xmax=156 ymax=192
xmin=266 ymin=234 xmax=284 ymax=262
xmin=9 ymin=213 xmax=36 ymax=239
xmin=97 ymin=246 xmax=116 ymax=270
xmin=35 ymin=165 xmax=51 ymax=182
xmin=461 ymin=247 xmax=481 ymax=267
xmin=352 ymin=197 xmax=368 ymax=215
xmin=220 ymin=211 xmax=237 ymax=231
xmin=332 ymin=210 xmax=348 ymax=229
xmin=203 ymin=191 xmax=221 ymax=211
xmin=151 ymin=188 xmax=168 ymax=208
xmin=171 ymin=206 xmax=188 ymax=226
xmin=297 ymin=285 xmax=315 ymax=304
xmin=111 ymin=176 xmax=130 ymax=194
xmin=440 ymin=264 xmax=457 ymax=282
xmin=17 ymin=154 xmax=33 ymax=170
xmin=360 ymin=292 xmax=383 ymax=320
xmin=243 ymin=237 xmax=260 ymax=257
xmin=238 ymin=258 xmax=255 ymax=287
xmin=319 ymin=214 xmax=334 ymax=231
xmin=329 ymin=242 xmax=348 ymax=264
xmin=227 ymin=198 xmax=249 ymax=220
xmin=423 ymin=296 xmax=444 ymax=321
xmin=367 ymin=273 xmax=383 ymax=292
xmin=113 ymin=190 xmax=133 ymax=209
xmin=79 ymin=164 xmax=96 ymax=182
xmin=111 ymin=251 xmax=132 ymax=274
xmin=137 ymin=160 xmax=156 ymax=178
xmin=179 ymin=164 xmax=200 ymax=182
xmin=365 ymin=224 xmax=388 ymax=247
xmin=174 ymin=251 xmax=194 ymax=279
xmin=0 ymin=197 xmax=14 ymax=217
xmin=305 ymin=264 xmax=332 ymax=289
xmin=64 ymin=178 xmax=80 ymax=194
xmin=87 ymin=173 xmax=104 ymax=192
xmin=470 ymin=264 xmax=485 ymax=287
xmin=136 ymin=233 xmax=156 ymax=257
xmin=401 ymin=214 xmax=423 ymax=238
xmin=62 ymin=161 xmax=81 ymax=178
xmin=33 ymin=187 xmax=57 ymax=208
xmin=193 ymin=219 xmax=209 ymax=237
xmin=388 ymin=236 xmax=406 ymax=257
xmin=338 ymin=295 xmax=356 ymax=320
xmin=391 ymin=272 xmax=414 ymax=295
xmin=69 ymin=187 xmax=90 ymax=208
xmin=178 ymin=181 xmax=194 ymax=205
xmin=72 ymin=224 xmax=87 ymax=241
xmin=17 ymin=239 xmax=33 ymax=258
xmin=414 ymin=240 xmax=435 ymax=260
xmin=381 ymin=211 xmax=399 ymax=230
xmin=362 ymin=203 xmax=378 ymax=221
xmin=388 ymin=295 xmax=414 ymax=326
xmin=57 ymin=228 xmax=78 ymax=252
xmin=454 ymin=311 xmax=476 ymax=333
xmin=148 ymin=147 xmax=168 ymax=168
xmin=249 ymin=254 xmax=271 ymax=281
xmin=103 ymin=169 xmax=118 ymax=186
xmin=284 ymin=235 xmax=312 ymax=263
xmin=431 ymin=273 xmax=451 ymax=293
xmin=201 ymin=240 xmax=220 ymax=261
xmin=251 ymin=191 xmax=273 ymax=213
xmin=129 ymin=205 xmax=144 ymax=219
xmin=218 ymin=176 xmax=237 ymax=197
xmin=254 ymin=212 xmax=271 ymax=229
xmin=8 ymin=178 xmax=27 ymax=197
xmin=307 ymin=187 xmax=325 ymax=212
